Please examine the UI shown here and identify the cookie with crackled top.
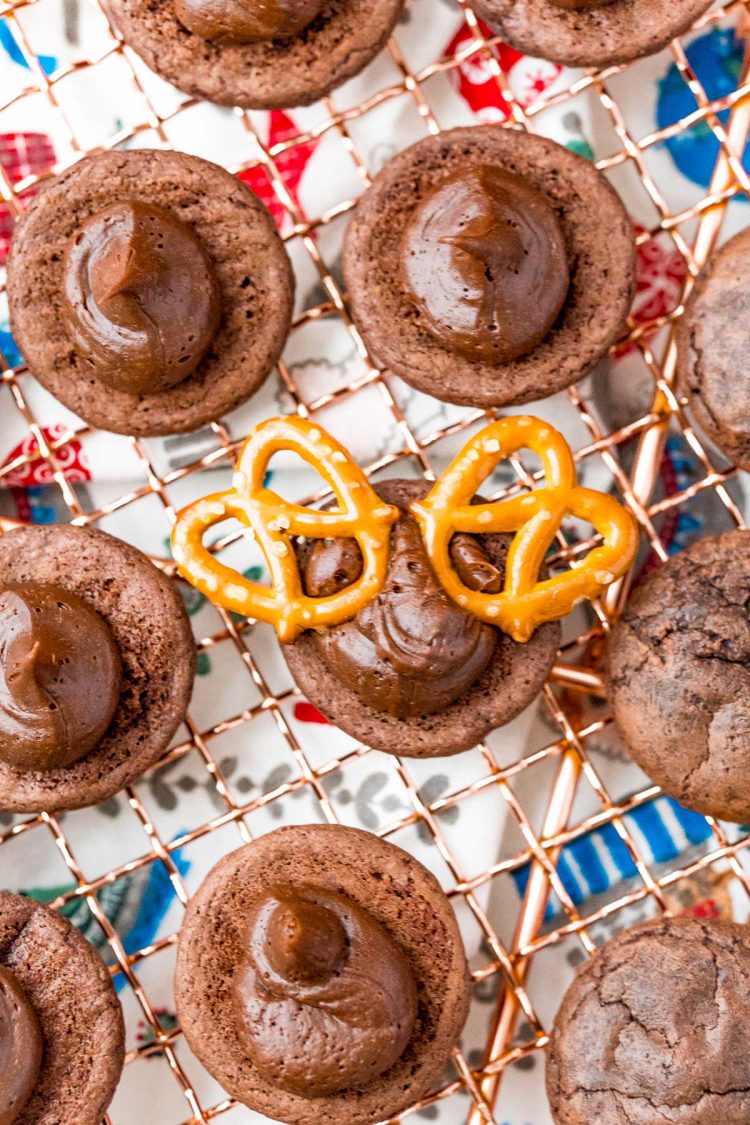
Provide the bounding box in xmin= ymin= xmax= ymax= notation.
xmin=547 ymin=916 xmax=750 ymax=1124
xmin=608 ymin=529 xmax=750 ymax=823
xmin=174 ymin=823 xmax=471 ymax=1125
xmin=676 ymin=226 xmax=750 ymax=472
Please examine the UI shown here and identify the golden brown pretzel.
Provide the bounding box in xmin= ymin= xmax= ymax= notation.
xmin=172 ymin=415 xmax=637 ymax=644
xmin=410 ymin=416 xmax=638 ymax=642
xmin=171 ymin=416 xmax=398 ymax=642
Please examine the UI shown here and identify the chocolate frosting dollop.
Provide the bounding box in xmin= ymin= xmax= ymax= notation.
xmin=174 ymin=0 xmax=324 ymax=43
xmin=62 ymin=200 xmax=221 ymax=396
xmin=0 ymin=584 xmax=122 ymax=772
xmin=234 ymin=887 xmax=418 ymax=1097
xmin=400 ymin=167 xmax=570 ymax=364
xmin=0 ymin=965 xmax=43 ymax=1125
xmin=304 ymin=513 xmax=501 ymax=718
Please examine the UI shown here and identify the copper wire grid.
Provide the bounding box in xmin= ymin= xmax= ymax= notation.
xmin=1 ymin=1 xmax=750 ymax=1122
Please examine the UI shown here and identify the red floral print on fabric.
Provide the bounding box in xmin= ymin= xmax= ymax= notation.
xmin=618 ymin=223 xmax=688 ymax=356
xmin=7 ymin=488 xmax=31 ymax=522
xmin=293 ymin=702 xmax=330 ymax=725
xmin=1 ymin=424 xmax=91 ymax=487
xmin=0 ymin=132 xmax=56 ymax=265
xmin=685 ymin=898 xmax=723 ymax=921
xmin=634 ymin=224 xmax=688 ymax=320
xmin=446 ymin=20 xmax=562 ymax=122
xmin=238 ymin=110 xmax=318 ymax=231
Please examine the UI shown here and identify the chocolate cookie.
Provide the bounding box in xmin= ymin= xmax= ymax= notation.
xmin=546 ymin=916 xmax=750 ymax=1124
xmin=343 ymin=126 xmax=635 ymax=408
xmin=106 ymin=0 xmax=403 ymax=109
xmin=7 ymin=149 xmax=293 ymax=436
xmin=471 ymin=0 xmax=714 ymax=70
xmin=608 ymin=529 xmax=750 ymax=823
xmin=175 ymin=824 xmax=470 ymax=1125
xmin=285 ymin=479 xmax=560 ymax=757
xmin=0 ymin=891 xmax=124 ymax=1125
xmin=0 ymin=523 xmax=195 ymax=812
xmin=677 ymin=227 xmax=750 ymax=471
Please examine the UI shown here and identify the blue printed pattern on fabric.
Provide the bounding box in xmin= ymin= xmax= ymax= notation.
xmin=657 ymin=28 xmax=748 ymax=192
xmin=0 ymin=21 xmax=57 ymax=75
xmin=512 ymin=797 xmax=713 ymax=918
xmin=666 ymin=436 xmax=704 ymax=553
xmin=0 ymin=322 xmax=21 ymax=369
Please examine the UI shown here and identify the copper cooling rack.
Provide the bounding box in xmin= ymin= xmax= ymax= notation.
xmin=2 ymin=1 xmax=750 ymax=1122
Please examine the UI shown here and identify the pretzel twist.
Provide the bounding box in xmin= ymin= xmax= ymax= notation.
xmin=172 ymin=415 xmax=637 ymax=645
xmin=171 ymin=417 xmax=399 ymax=642
xmin=409 ymin=417 xmax=638 ymax=643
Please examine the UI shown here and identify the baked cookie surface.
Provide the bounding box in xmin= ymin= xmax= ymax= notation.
xmin=107 ymin=0 xmax=403 ymax=109
xmin=0 ymin=523 xmax=195 ymax=811
xmin=677 ymin=226 xmax=750 ymax=471
xmin=470 ymin=0 xmax=714 ymax=70
xmin=175 ymin=824 xmax=471 ymax=1125
xmin=285 ymin=479 xmax=561 ymax=756
xmin=609 ymin=529 xmax=750 ymax=823
xmin=547 ymin=916 xmax=750 ymax=1124
xmin=7 ymin=149 xmax=293 ymax=436
xmin=0 ymin=891 xmax=124 ymax=1125
xmin=343 ymin=126 xmax=635 ymax=408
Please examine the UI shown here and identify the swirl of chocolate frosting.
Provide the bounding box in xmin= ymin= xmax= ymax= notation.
xmin=62 ymin=200 xmax=221 ymax=396
xmin=400 ymin=167 xmax=570 ymax=364
xmin=0 ymin=584 xmax=122 ymax=772
xmin=234 ymin=887 xmax=418 ymax=1096
xmin=174 ymin=0 xmax=324 ymax=43
xmin=304 ymin=513 xmax=501 ymax=718
xmin=0 ymin=965 xmax=43 ymax=1125
xmin=551 ymin=0 xmax=616 ymax=9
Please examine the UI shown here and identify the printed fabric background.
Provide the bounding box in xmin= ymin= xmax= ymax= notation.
xmin=1 ymin=2 xmax=750 ymax=1123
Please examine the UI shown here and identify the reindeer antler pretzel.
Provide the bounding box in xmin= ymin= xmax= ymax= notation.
xmin=171 ymin=416 xmax=399 ymax=642
xmin=410 ymin=417 xmax=638 ymax=643
xmin=173 ymin=415 xmax=636 ymax=646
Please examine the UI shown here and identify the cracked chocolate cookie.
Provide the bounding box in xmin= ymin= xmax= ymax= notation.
xmin=343 ymin=126 xmax=635 ymax=408
xmin=284 ymin=479 xmax=561 ymax=757
xmin=677 ymin=227 xmax=750 ymax=471
xmin=0 ymin=891 xmax=124 ymax=1125
xmin=106 ymin=0 xmax=404 ymax=109
xmin=7 ymin=148 xmax=293 ymax=436
xmin=469 ymin=0 xmax=714 ymax=70
xmin=546 ymin=916 xmax=750 ymax=1124
xmin=0 ymin=523 xmax=195 ymax=812
xmin=608 ymin=529 xmax=750 ymax=823
xmin=175 ymin=824 xmax=471 ymax=1125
